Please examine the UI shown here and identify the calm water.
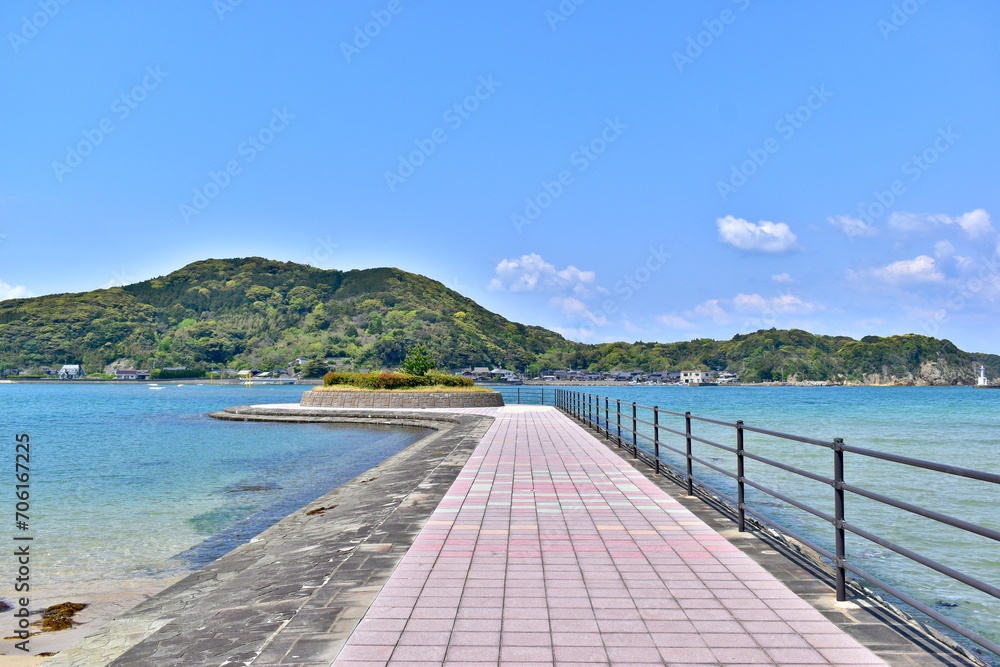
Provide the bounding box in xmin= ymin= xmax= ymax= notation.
xmin=0 ymin=383 xmax=996 ymax=659
xmin=0 ymin=383 xmax=428 ymax=606
xmin=495 ymin=385 xmax=999 ymax=659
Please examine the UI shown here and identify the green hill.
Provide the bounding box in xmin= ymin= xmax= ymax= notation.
xmin=536 ymin=330 xmax=1000 ymax=385
xmin=0 ymin=258 xmax=565 ymax=373
xmin=0 ymin=257 xmax=996 ymax=384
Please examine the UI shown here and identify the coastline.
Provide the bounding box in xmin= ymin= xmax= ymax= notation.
xmin=42 ymin=407 xmax=493 ymax=666
xmin=3 ymin=378 xmax=981 ymax=387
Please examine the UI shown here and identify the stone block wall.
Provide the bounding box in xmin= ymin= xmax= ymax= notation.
xmin=300 ymin=390 xmax=505 ymax=409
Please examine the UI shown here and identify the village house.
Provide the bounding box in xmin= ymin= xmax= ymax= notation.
xmin=115 ymin=369 xmax=152 ymax=380
xmin=58 ymin=364 xmax=85 ymax=379
xmin=717 ymin=371 xmax=740 ymax=385
xmin=680 ymin=370 xmax=715 ymax=385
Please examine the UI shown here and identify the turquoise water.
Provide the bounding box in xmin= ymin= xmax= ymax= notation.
xmin=1 ymin=383 xmax=996 ymax=660
xmin=0 ymin=383 xmax=428 ymax=605
xmin=495 ymin=385 xmax=1000 ymax=659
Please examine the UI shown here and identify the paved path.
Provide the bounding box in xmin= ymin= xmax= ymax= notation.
xmin=332 ymin=406 xmax=886 ymax=666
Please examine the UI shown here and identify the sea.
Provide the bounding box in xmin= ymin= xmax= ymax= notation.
xmin=0 ymin=382 xmax=429 ymax=650
xmin=0 ymin=383 xmax=996 ymax=661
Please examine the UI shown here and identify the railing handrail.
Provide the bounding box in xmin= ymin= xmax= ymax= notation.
xmin=550 ymin=388 xmax=1000 ymax=659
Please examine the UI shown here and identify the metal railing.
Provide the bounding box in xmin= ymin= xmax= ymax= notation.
xmin=553 ymin=388 xmax=1000 ymax=658
xmin=487 ymin=386 xmax=556 ymax=405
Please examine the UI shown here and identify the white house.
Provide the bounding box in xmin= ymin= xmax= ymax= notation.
xmin=58 ymin=364 xmax=85 ymax=379
xmin=717 ymin=371 xmax=740 ymax=385
xmin=680 ymin=370 xmax=714 ymax=385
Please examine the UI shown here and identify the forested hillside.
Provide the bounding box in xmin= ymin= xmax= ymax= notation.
xmin=0 ymin=257 xmax=996 ymax=384
xmin=0 ymin=258 xmax=565 ymax=373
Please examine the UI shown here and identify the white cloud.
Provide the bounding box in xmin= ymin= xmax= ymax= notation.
xmin=691 ymin=299 xmax=730 ymax=324
xmin=887 ymin=209 xmax=995 ymax=240
xmin=828 ymin=215 xmax=877 ymax=238
xmin=851 ymin=255 xmax=945 ymax=285
xmin=934 ymin=240 xmax=955 ymax=258
xmin=548 ymin=296 xmax=605 ymax=325
xmin=732 ymin=293 xmax=818 ymax=314
xmin=488 ymin=253 xmax=596 ymax=294
xmin=656 ymin=314 xmax=694 ymax=329
xmin=887 ymin=212 xmax=949 ymax=234
xmin=0 ymin=280 xmax=31 ymax=300
xmin=716 ymin=215 xmax=797 ymax=253
xmin=952 ymin=209 xmax=994 ymax=239
xmin=771 ymin=273 xmax=793 ymax=283
xmin=550 ymin=326 xmax=599 ymax=341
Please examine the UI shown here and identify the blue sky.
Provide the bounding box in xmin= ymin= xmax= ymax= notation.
xmin=3 ymin=1 xmax=1000 ymax=353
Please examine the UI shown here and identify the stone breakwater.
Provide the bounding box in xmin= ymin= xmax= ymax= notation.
xmin=301 ymin=390 xmax=504 ymax=409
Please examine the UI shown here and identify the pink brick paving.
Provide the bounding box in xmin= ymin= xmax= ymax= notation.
xmin=332 ymin=406 xmax=886 ymax=666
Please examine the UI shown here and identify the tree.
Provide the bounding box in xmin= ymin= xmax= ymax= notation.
xmin=301 ymin=359 xmax=329 ymax=378
xmin=401 ymin=344 xmax=435 ymax=376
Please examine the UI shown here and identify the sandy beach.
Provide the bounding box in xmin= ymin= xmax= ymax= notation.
xmin=0 ymin=576 xmax=182 ymax=664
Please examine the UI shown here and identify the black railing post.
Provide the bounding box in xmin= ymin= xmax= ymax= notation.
xmin=604 ymin=397 xmax=609 ymax=438
xmin=516 ymin=387 xmax=521 ymax=404
xmin=631 ymin=403 xmax=638 ymax=457
xmin=653 ymin=407 xmax=660 ymax=475
xmin=685 ymin=411 xmax=693 ymax=496
xmin=736 ymin=420 xmax=746 ymax=532
xmin=834 ymin=437 xmax=847 ymax=601
xmin=616 ymin=399 xmax=622 ymax=447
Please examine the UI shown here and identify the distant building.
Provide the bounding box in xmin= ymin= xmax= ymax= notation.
xmin=717 ymin=371 xmax=739 ymax=385
xmin=115 ymin=369 xmax=151 ymax=380
xmin=680 ymin=370 xmax=714 ymax=385
xmin=58 ymin=364 xmax=85 ymax=379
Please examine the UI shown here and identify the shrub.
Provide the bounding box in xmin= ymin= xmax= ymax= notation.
xmin=323 ymin=371 xmax=474 ymax=389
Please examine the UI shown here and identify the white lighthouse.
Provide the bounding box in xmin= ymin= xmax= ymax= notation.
xmin=978 ymin=365 xmax=990 ymax=387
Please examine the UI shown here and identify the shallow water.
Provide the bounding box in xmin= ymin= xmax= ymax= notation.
xmin=0 ymin=384 xmax=427 ymax=611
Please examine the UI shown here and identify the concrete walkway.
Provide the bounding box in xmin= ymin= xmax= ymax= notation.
xmin=332 ymin=406 xmax=886 ymax=666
